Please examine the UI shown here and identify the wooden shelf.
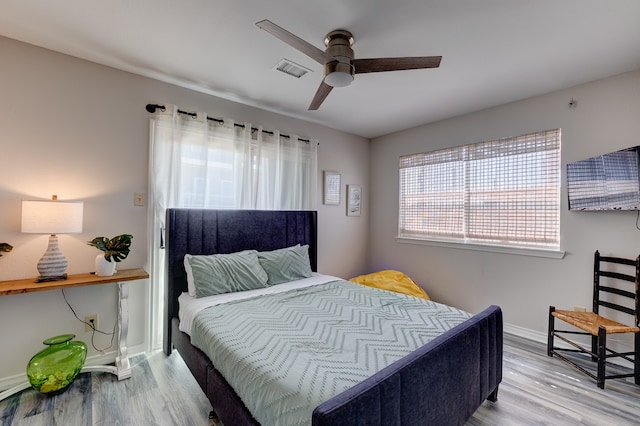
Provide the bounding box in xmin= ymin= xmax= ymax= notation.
xmin=0 ymin=268 xmax=149 ymax=296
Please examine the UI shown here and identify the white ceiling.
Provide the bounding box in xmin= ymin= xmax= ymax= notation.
xmin=1 ymin=0 xmax=639 ymax=139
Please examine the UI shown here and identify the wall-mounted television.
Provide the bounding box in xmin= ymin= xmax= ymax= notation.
xmin=567 ymin=146 xmax=640 ymax=211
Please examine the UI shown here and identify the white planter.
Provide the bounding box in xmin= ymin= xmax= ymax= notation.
xmin=95 ymin=254 xmax=116 ymax=276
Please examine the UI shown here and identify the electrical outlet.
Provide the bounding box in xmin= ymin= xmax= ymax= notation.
xmin=134 ymin=192 xmax=145 ymax=206
xmin=85 ymin=314 xmax=98 ymax=332
xmin=573 ymin=306 xmax=586 ymax=312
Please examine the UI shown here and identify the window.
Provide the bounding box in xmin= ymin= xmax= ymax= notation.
xmin=399 ymin=129 xmax=561 ymax=251
xmin=147 ymin=106 xmax=318 ymax=351
xmin=151 ymin=111 xmax=318 ymax=212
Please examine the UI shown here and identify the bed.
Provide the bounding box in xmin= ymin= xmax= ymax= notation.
xmin=164 ymin=208 xmax=503 ymax=425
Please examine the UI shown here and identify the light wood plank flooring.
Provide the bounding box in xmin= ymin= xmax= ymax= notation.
xmin=469 ymin=334 xmax=640 ymax=425
xmin=1 ymin=333 xmax=639 ymax=425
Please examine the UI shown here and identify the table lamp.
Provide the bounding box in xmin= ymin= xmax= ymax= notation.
xmin=21 ymin=196 xmax=84 ymax=282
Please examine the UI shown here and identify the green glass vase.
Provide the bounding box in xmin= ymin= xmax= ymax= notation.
xmin=26 ymin=334 xmax=87 ymax=395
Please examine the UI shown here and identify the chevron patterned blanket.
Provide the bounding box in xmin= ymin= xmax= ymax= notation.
xmin=190 ymin=279 xmax=472 ymax=426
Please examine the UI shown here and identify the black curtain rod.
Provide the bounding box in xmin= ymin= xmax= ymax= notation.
xmin=145 ymin=104 xmax=311 ymax=143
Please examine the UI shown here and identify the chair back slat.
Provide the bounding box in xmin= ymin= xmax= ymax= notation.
xmin=599 ymin=255 xmax=638 ymax=266
xmin=600 ymin=286 xmax=635 ymax=299
xmin=593 ymin=250 xmax=640 ymax=326
xmin=599 ymin=300 xmax=635 ymax=316
xmin=599 ymin=270 xmax=636 ymax=282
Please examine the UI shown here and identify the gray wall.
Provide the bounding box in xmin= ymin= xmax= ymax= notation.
xmin=0 ymin=36 xmax=370 ymax=386
xmin=369 ymin=70 xmax=640 ymax=343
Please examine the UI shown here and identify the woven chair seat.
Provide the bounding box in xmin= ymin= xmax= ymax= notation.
xmin=552 ymin=310 xmax=639 ymax=335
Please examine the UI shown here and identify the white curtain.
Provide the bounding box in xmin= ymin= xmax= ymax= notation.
xmin=146 ymin=105 xmax=318 ymax=349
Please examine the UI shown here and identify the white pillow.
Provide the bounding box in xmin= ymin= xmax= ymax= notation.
xmin=184 ymin=254 xmax=196 ymax=297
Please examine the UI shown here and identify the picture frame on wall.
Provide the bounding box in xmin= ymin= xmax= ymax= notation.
xmin=323 ymin=171 xmax=341 ymax=205
xmin=347 ymin=184 xmax=362 ymax=216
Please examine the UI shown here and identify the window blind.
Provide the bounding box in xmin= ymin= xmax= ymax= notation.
xmin=399 ymin=129 xmax=561 ymax=249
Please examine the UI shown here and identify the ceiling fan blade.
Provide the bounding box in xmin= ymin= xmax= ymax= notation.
xmin=256 ymin=20 xmax=330 ymax=65
xmin=353 ymin=56 xmax=442 ymax=74
xmin=308 ymin=81 xmax=333 ymax=110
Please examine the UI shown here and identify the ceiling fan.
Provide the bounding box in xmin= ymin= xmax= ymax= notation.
xmin=256 ymin=19 xmax=442 ymax=111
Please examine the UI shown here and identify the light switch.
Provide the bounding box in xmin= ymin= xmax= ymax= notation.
xmin=134 ymin=192 xmax=145 ymax=206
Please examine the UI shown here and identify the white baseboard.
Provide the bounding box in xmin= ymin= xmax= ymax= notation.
xmin=0 ymin=373 xmax=30 ymax=394
xmin=504 ymin=323 xmax=548 ymax=343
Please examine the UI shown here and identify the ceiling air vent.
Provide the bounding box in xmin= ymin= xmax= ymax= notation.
xmin=274 ymin=59 xmax=312 ymax=78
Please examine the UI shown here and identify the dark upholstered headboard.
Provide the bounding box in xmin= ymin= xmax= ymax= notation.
xmin=164 ymin=209 xmax=318 ymax=354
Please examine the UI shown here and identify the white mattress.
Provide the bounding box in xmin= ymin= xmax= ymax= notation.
xmin=178 ymin=273 xmax=340 ymax=335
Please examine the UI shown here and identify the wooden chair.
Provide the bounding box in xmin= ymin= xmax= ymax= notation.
xmin=548 ymin=250 xmax=640 ymax=389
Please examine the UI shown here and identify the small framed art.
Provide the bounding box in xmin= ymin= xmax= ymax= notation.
xmin=347 ymin=184 xmax=362 ymax=216
xmin=323 ymin=171 xmax=341 ymax=205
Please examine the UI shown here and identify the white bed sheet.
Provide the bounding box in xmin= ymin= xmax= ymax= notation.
xmin=178 ymin=273 xmax=341 ymax=335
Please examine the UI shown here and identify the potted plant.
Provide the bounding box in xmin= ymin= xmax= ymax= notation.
xmin=0 ymin=242 xmax=13 ymax=257
xmin=88 ymin=234 xmax=133 ymax=276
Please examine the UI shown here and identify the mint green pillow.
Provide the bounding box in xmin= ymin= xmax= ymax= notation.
xmin=186 ymin=250 xmax=269 ymax=298
xmin=258 ymin=244 xmax=313 ymax=285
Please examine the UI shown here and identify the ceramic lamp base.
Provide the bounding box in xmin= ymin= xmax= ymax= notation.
xmin=36 ymin=274 xmax=68 ymax=283
xmin=36 ymin=235 xmax=68 ymax=282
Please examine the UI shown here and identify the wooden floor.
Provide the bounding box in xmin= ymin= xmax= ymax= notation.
xmin=1 ymin=333 xmax=639 ymax=425
xmin=469 ymin=334 xmax=640 ymax=425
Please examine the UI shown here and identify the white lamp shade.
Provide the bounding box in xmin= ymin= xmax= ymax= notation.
xmin=22 ymin=200 xmax=84 ymax=234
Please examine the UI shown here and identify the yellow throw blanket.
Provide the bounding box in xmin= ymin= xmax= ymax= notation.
xmin=349 ymin=269 xmax=430 ymax=300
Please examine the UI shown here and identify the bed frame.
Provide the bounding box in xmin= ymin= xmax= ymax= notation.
xmin=164 ymin=208 xmax=503 ymax=425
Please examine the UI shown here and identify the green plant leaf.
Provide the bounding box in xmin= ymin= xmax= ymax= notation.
xmin=87 ymin=237 xmax=109 ymax=252
xmin=87 ymin=234 xmax=133 ymax=262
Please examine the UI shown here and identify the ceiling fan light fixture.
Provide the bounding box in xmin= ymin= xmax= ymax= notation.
xmin=324 ymin=62 xmax=354 ymax=87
